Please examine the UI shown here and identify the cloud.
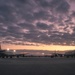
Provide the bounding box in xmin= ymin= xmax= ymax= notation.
xmin=55 ymin=0 xmax=70 ymax=13
xmin=50 ymin=0 xmax=70 ymax=13
xmin=71 ymin=11 xmax=75 ymax=17
xmin=36 ymin=22 xmax=49 ymax=29
xmin=0 ymin=0 xmax=75 ymax=46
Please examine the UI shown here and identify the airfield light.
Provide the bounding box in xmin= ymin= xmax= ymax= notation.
xmin=13 ymin=50 xmax=16 ymax=52
xmin=7 ymin=48 xmax=9 ymax=51
xmin=42 ymin=53 xmax=45 ymax=55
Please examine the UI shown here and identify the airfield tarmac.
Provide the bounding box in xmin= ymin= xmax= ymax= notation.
xmin=0 ymin=57 xmax=75 ymax=75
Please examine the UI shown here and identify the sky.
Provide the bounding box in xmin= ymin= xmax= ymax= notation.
xmin=0 ymin=0 xmax=75 ymax=51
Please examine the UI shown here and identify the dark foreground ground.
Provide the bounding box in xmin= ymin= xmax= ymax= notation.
xmin=0 ymin=57 xmax=75 ymax=75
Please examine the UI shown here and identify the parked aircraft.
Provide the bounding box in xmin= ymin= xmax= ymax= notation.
xmin=0 ymin=44 xmax=25 ymax=58
xmin=50 ymin=53 xmax=63 ymax=58
xmin=64 ymin=50 xmax=75 ymax=58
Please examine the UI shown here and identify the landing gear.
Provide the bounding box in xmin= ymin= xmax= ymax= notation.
xmin=2 ymin=56 xmax=5 ymax=58
xmin=17 ymin=56 xmax=19 ymax=58
xmin=5 ymin=56 xmax=8 ymax=58
xmin=10 ymin=56 xmax=12 ymax=58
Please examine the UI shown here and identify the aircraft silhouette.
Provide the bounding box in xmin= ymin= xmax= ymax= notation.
xmin=64 ymin=50 xmax=75 ymax=58
xmin=0 ymin=44 xmax=25 ymax=58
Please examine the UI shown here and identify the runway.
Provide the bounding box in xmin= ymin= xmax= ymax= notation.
xmin=0 ymin=57 xmax=75 ymax=75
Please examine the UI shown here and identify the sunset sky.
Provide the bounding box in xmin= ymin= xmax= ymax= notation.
xmin=0 ymin=0 xmax=75 ymax=51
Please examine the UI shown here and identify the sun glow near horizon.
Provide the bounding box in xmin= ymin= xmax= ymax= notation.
xmin=1 ymin=44 xmax=75 ymax=51
xmin=1 ymin=0 xmax=75 ymax=53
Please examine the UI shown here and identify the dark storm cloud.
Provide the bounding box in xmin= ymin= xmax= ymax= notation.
xmin=69 ymin=0 xmax=75 ymax=2
xmin=18 ymin=23 xmax=35 ymax=30
xmin=37 ymin=0 xmax=70 ymax=14
xmin=33 ymin=10 xmax=50 ymax=20
xmin=50 ymin=0 xmax=70 ymax=13
xmin=36 ymin=22 xmax=49 ymax=29
xmin=0 ymin=0 xmax=75 ymax=45
xmin=49 ymin=15 xmax=58 ymax=22
xmin=55 ymin=1 xmax=70 ymax=13
xmin=17 ymin=0 xmax=28 ymax=3
xmin=71 ymin=11 xmax=75 ymax=17
xmin=36 ymin=0 xmax=50 ymax=8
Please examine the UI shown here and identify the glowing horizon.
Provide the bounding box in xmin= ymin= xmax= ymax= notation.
xmin=0 ymin=0 xmax=75 ymax=51
xmin=1 ymin=44 xmax=75 ymax=51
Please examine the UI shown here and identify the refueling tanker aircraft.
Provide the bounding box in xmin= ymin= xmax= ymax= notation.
xmin=0 ymin=44 xmax=25 ymax=58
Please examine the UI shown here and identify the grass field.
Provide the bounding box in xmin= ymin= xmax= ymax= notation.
xmin=0 ymin=57 xmax=75 ymax=75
